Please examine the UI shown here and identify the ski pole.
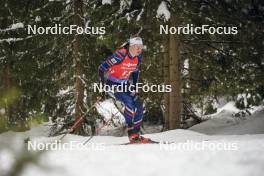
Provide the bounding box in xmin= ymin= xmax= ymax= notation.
xmin=59 ymin=96 xmax=102 ymax=141
xmin=82 ymin=103 xmax=121 ymax=145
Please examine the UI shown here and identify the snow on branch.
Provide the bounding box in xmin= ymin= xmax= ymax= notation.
xmin=157 ymin=1 xmax=171 ymax=21
xmin=0 ymin=22 xmax=24 ymax=32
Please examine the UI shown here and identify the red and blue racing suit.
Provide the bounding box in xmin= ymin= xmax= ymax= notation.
xmin=98 ymin=48 xmax=143 ymax=136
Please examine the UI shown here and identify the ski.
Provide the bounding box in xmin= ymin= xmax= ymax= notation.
xmin=119 ymin=140 xmax=177 ymax=145
xmin=119 ymin=139 xmax=160 ymax=145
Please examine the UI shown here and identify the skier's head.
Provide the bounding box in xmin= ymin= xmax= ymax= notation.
xmin=128 ymin=36 xmax=144 ymax=57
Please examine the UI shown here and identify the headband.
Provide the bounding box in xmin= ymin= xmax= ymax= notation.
xmin=129 ymin=37 xmax=143 ymax=46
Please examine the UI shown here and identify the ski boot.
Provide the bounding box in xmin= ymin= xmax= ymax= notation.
xmin=128 ymin=133 xmax=156 ymax=144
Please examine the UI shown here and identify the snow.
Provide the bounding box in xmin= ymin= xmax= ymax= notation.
xmin=0 ymin=36 xmax=32 ymax=44
xmin=119 ymin=0 xmax=132 ymax=13
xmin=0 ymin=108 xmax=5 ymax=114
xmin=0 ymin=22 xmax=24 ymax=32
xmin=57 ymin=86 xmax=73 ymax=96
xmin=190 ymin=108 xmax=264 ymax=135
xmin=215 ymin=101 xmax=240 ymax=114
xmin=182 ymin=59 xmax=189 ymax=76
xmin=95 ymin=98 xmax=125 ymax=136
xmin=102 ymin=0 xmax=112 ymax=5
xmin=35 ymin=16 xmax=41 ymax=22
xmin=191 ymin=100 xmax=264 ymax=135
xmin=0 ymin=38 xmax=24 ymax=44
xmin=0 ymin=103 xmax=264 ymax=176
xmin=195 ymin=98 xmax=256 ymax=119
xmin=136 ymin=9 xmax=144 ymax=21
xmin=96 ymin=99 xmax=124 ymax=121
xmin=157 ymin=1 xmax=171 ymax=21
xmin=11 ymin=23 xmax=24 ymax=30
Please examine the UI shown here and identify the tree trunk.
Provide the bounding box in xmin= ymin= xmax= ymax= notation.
xmin=73 ymin=0 xmax=84 ymax=133
xmin=168 ymin=15 xmax=181 ymax=129
xmin=4 ymin=65 xmax=12 ymax=125
xmin=163 ymin=34 xmax=170 ymax=130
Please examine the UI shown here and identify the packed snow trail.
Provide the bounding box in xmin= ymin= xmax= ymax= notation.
xmin=1 ymin=129 xmax=264 ymax=176
xmin=0 ymin=105 xmax=264 ymax=176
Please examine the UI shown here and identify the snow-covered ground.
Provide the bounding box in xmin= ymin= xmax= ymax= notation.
xmin=0 ymin=102 xmax=264 ymax=176
xmin=190 ymin=102 xmax=264 ymax=135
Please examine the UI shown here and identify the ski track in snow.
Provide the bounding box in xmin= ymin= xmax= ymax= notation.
xmin=0 ymin=105 xmax=264 ymax=176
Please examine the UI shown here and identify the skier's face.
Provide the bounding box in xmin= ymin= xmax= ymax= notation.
xmin=130 ymin=44 xmax=143 ymax=56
